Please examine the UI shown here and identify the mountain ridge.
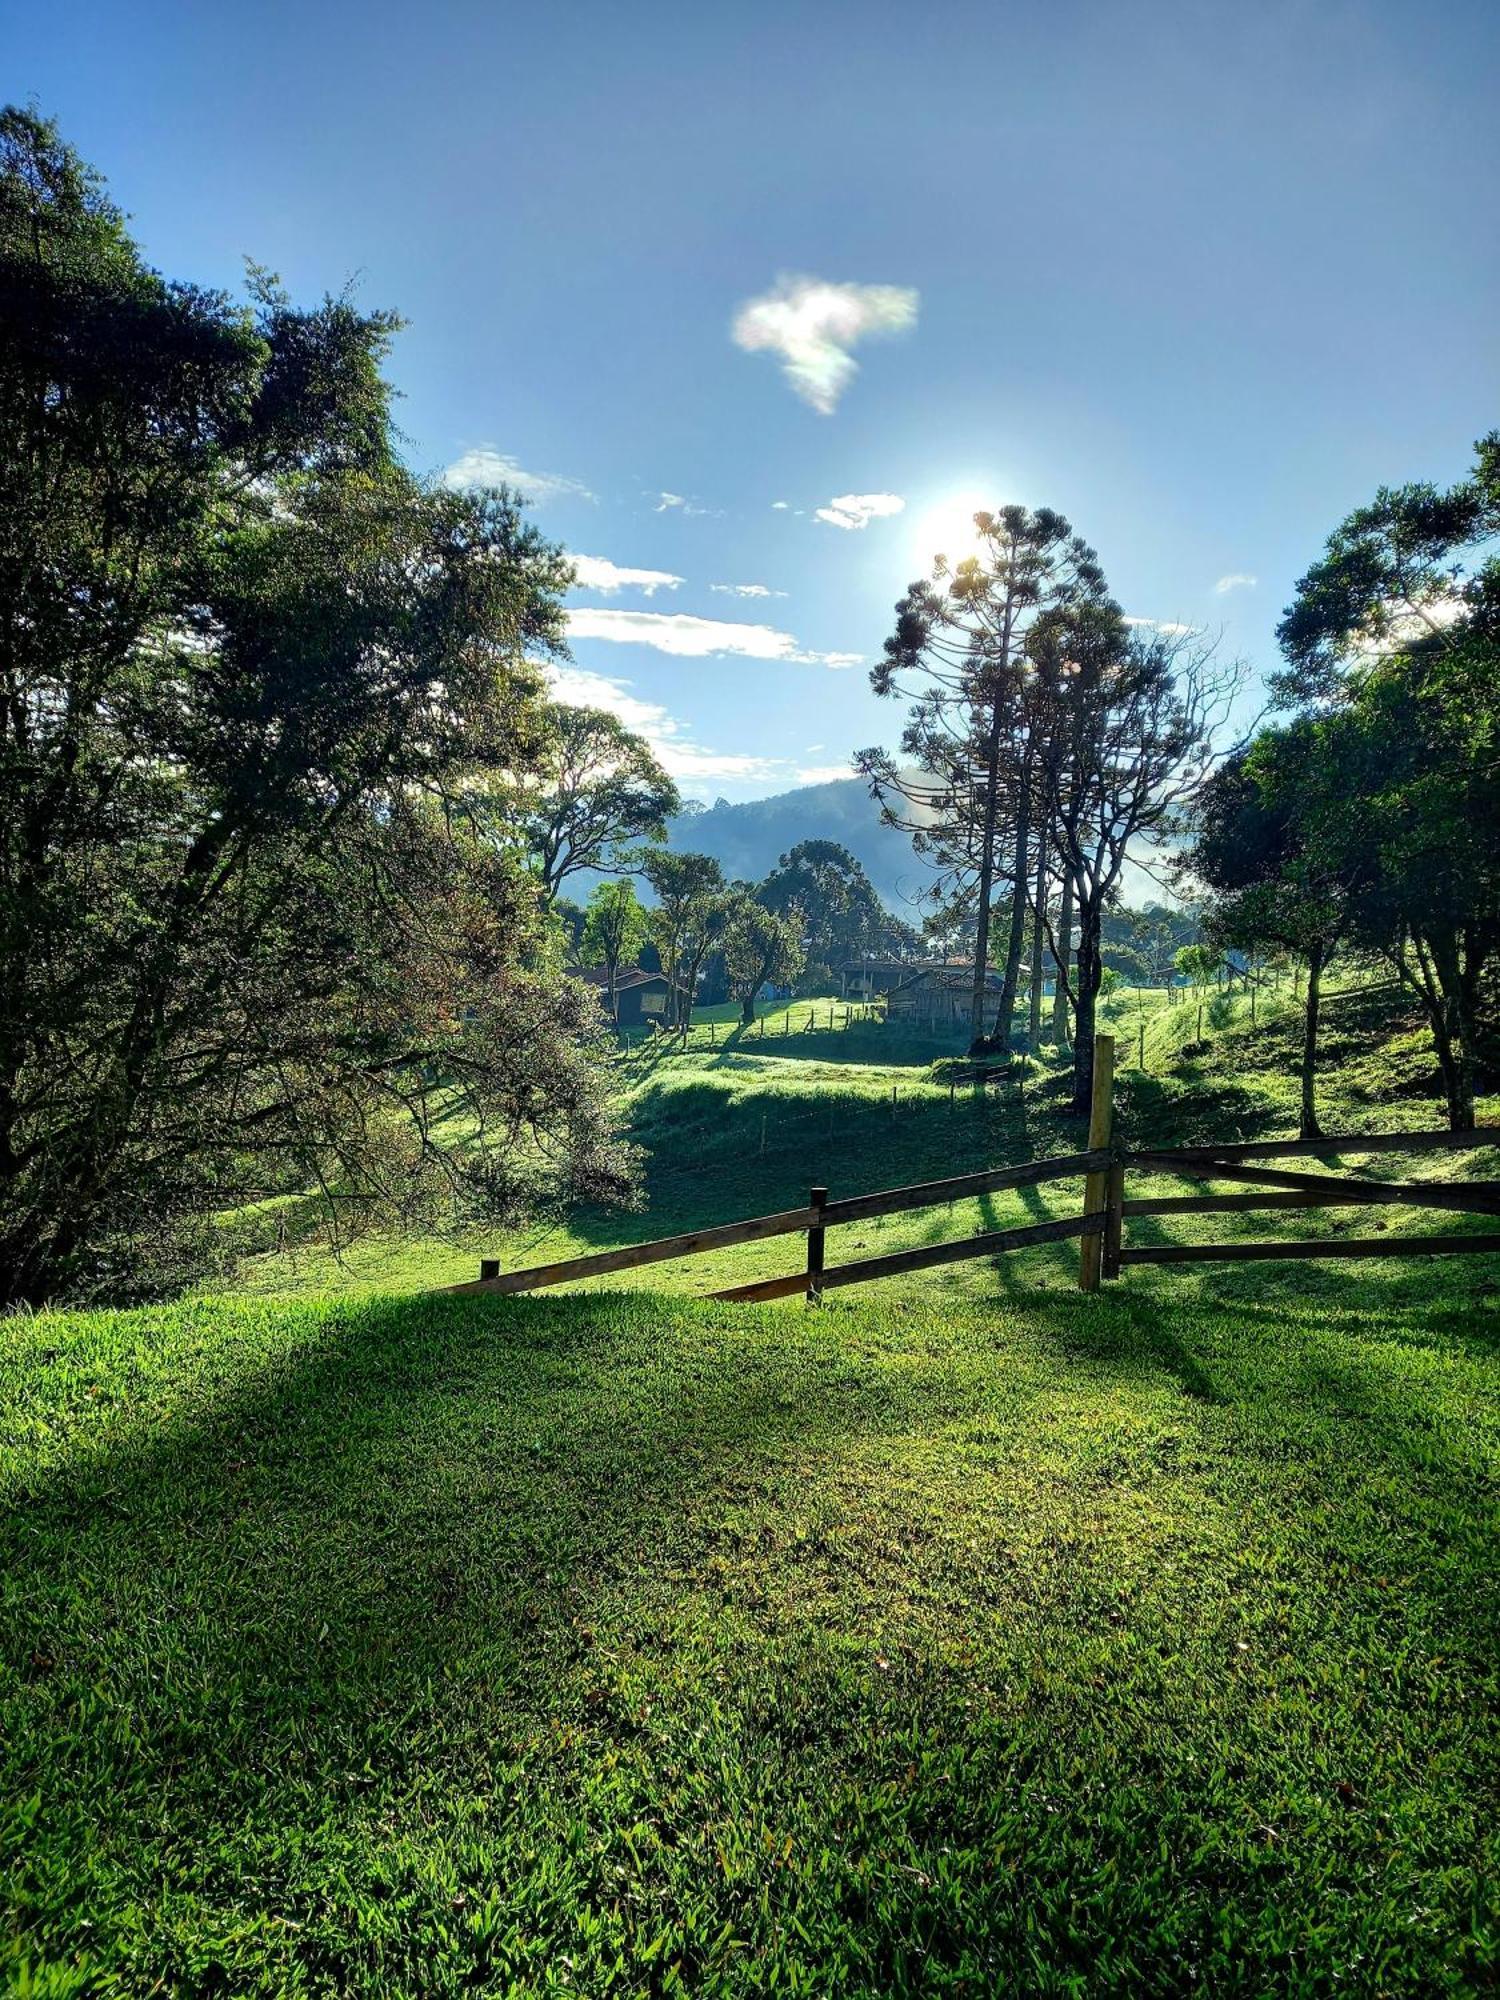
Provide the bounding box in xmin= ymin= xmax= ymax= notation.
xmin=669 ymin=777 xmax=930 ymax=914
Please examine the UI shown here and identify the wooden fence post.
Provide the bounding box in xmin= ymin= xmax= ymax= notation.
xmin=806 ymin=1186 xmax=828 ymax=1303
xmin=1102 ymin=1157 xmax=1125 ymax=1280
xmin=1079 ymin=1033 xmax=1116 ymax=1292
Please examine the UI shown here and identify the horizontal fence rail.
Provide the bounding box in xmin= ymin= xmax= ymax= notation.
xmin=452 ymin=1149 xmax=1110 ymax=1300
xmin=1120 ymin=1234 xmax=1500 ymax=1267
xmin=1116 ymin=1122 xmax=1500 ymax=1274
xmin=1124 ymin=1186 xmax=1500 ymax=1217
xmin=712 ymin=1214 xmax=1103 ymax=1303
xmin=1128 ymin=1126 xmax=1500 ymax=1166
xmin=446 ymin=1205 xmax=821 ymax=1296
xmin=819 ymin=1150 xmax=1106 ymax=1228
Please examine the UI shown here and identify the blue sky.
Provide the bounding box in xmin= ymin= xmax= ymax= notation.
xmin=9 ymin=0 xmax=1498 ymax=798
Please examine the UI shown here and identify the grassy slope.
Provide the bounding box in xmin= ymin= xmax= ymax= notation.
xmin=236 ymin=980 xmax=1500 ymax=1301
xmin=4 ymin=979 xmax=1499 ymax=1994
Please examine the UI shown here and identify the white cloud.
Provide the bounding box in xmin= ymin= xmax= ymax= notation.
xmin=654 ymin=490 xmax=716 ymax=516
xmin=710 ymin=581 xmax=785 ymax=600
xmin=771 ymin=499 xmax=790 ymax=510
xmin=796 ymin=762 xmax=856 ymax=786
xmin=442 ymin=447 xmax=595 ymax=505
xmin=1214 ymin=573 xmax=1258 ymax=594
xmin=569 ymin=554 xmax=684 ymax=596
xmin=545 ymin=663 xmax=781 ymax=790
xmin=1125 ymin=616 xmax=1200 ymax=636
xmin=731 ymin=274 xmax=919 ymax=414
xmin=566 ymin=607 xmax=856 ymax=668
xmin=815 ymin=491 xmax=906 ymax=532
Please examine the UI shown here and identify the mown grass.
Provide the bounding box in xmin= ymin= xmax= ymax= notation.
xmin=4 ymin=1268 xmax=1499 ymax=1996
xmin=7 ymin=976 xmax=1498 ymax=1993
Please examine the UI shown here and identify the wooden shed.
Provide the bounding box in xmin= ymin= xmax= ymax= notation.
xmin=885 ymin=962 xmax=1003 ymax=1029
xmin=574 ymin=966 xmax=685 ymax=1029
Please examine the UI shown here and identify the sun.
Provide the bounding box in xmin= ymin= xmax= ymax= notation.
xmin=909 ymin=489 xmax=996 ymax=573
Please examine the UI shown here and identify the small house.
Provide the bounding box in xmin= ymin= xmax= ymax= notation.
xmin=574 ymin=966 xmax=685 ymax=1029
xmin=886 ymin=962 xmax=1004 ymax=1029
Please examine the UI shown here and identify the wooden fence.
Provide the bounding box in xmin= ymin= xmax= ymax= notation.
xmin=448 ymin=1035 xmax=1500 ymax=1303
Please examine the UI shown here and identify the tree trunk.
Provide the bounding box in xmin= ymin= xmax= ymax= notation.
xmin=1299 ymin=944 xmax=1324 ymax=1140
xmin=991 ymin=768 xmax=1032 ymax=1051
xmin=1428 ymin=933 xmax=1477 ymax=1131
xmin=967 ymin=702 xmax=1005 ymax=1053
xmin=1027 ymin=826 xmax=1047 ymax=1050
xmin=740 ymin=993 xmax=756 ymax=1024
xmin=1051 ymin=866 xmax=1073 ymax=1047
xmin=1070 ymin=901 xmax=1103 ymax=1112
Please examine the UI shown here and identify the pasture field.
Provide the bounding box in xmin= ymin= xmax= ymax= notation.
xmin=4 ymin=977 xmax=1498 ymax=1995
xmin=233 ymin=977 xmax=1499 ymax=1303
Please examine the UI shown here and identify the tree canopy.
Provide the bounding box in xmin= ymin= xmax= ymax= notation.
xmin=0 ymin=109 xmax=630 ymax=1301
xmin=517 ymin=704 xmax=680 ymax=902
xmin=756 ymin=839 xmax=904 ymax=982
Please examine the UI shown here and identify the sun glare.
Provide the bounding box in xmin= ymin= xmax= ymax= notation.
xmin=910 ymin=489 xmax=995 ymax=572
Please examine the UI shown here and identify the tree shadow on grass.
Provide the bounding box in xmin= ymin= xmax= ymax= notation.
xmin=6 ymin=1279 xmax=1498 ymax=1993
xmin=5 ymin=1294 xmax=989 ymax=1742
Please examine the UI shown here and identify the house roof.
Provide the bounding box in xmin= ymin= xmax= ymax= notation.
xmin=891 ymin=964 xmax=1004 ymax=994
xmin=573 ymin=966 xmax=676 ymax=992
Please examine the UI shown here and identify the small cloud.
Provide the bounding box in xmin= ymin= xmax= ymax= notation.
xmin=1125 ymin=616 xmax=1200 ymax=637
xmin=815 ymin=492 xmax=906 ymax=532
xmin=443 ymin=446 xmax=595 ymax=505
xmin=546 ymin=663 xmax=782 ymax=791
xmin=566 ymin=607 xmax=856 ymax=668
xmin=732 ymin=273 xmax=919 ymax=414
xmin=771 ymin=499 xmax=791 ymax=510
xmin=796 ymin=762 xmax=856 ymax=785
xmin=1214 ymin=573 xmax=1258 ymax=595
xmin=654 ymin=490 xmax=716 ymax=516
xmin=710 ymin=581 xmax=786 ymax=599
xmin=569 ymin=554 xmax=684 ymax=596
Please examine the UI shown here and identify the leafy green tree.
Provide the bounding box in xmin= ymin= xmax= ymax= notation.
xmin=1187 ymin=728 xmax=1349 ymax=1137
xmin=859 ymin=506 xmax=1114 ymax=1052
xmin=722 ymin=894 xmax=805 ymax=1022
xmin=1042 ymin=613 xmax=1236 ymax=1109
xmin=581 ymin=879 xmax=648 ymax=1021
xmin=643 ymin=850 xmax=726 ymax=1028
xmin=517 ymin=704 xmax=679 ymax=901
xmin=756 ymin=839 xmax=902 ymax=987
xmin=0 ymin=110 xmax=628 ymax=1302
xmin=1174 ymin=943 xmax=1223 ymax=1038
xmin=1276 ymin=431 xmax=1499 ymax=707
xmin=1312 ymin=658 xmax=1498 ymax=1129
xmin=1275 ymin=434 xmax=1500 ymax=1127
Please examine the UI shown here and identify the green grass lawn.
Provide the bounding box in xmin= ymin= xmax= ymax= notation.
xmin=4 ymin=1266 xmax=1498 ymax=1995
xmin=7 ymin=979 xmax=1499 ymax=1993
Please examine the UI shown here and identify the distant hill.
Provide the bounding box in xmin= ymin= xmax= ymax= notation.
xmin=667 ymin=778 xmax=930 ymax=914
xmin=564 ymin=775 xmax=1173 ymax=915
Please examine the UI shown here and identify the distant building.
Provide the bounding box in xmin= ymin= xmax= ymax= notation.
xmin=837 ymin=956 xmax=917 ymax=999
xmin=885 ymin=961 xmax=1004 ymax=1029
xmin=573 ymin=965 xmax=686 ymax=1029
